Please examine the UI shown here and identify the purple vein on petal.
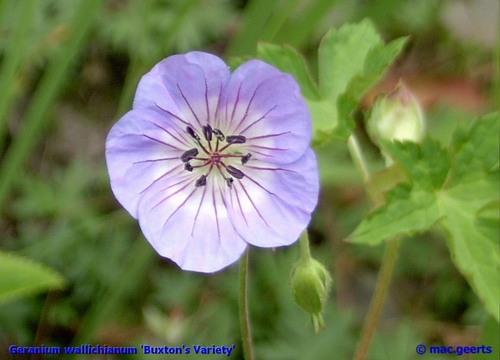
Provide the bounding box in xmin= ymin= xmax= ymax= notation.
xmin=212 ymin=184 xmax=221 ymax=243
xmin=177 ymin=83 xmax=202 ymax=127
xmin=141 ymin=134 xmax=183 ymax=151
xmin=155 ymin=103 xmax=190 ymax=126
xmin=139 ymin=165 xmax=185 ymax=194
xmin=230 ymin=83 xmax=243 ymax=126
xmin=239 ymin=105 xmax=277 ymax=134
xmin=244 ymin=173 xmax=296 ymax=208
xmin=148 ymin=121 xmax=191 ymax=148
xmin=246 ymin=131 xmax=290 ymax=140
xmin=233 ymin=84 xmax=257 ymax=132
xmin=133 ymin=157 xmax=180 ymax=164
xmin=230 ymin=182 xmax=248 ymax=226
xmin=191 ymin=184 xmax=208 ymax=236
xmin=239 ymin=181 xmax=270 ymax=228
xmin=218 ymin=185 xmax=242 ymax=240
xmin=151 ymin=179 xmax=192 ymax=211
xmin=160 ymin=186 xmax=198 ymax=228
xmin=204 ymin=77 xmax=210 ymax=124
xmin=245 ymin=149 xmax=275 ymax=159
xmin=247 ymin=144 xmax=288 ymax=152
xmin=213 ymin=82 xmax=224 ymax=127
xmin=160 ymin=174 xmax=195 ymax=192
xmin=245 ymin=165 xmax=296 ymax=173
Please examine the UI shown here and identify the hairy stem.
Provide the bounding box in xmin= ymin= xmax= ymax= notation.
xmin=298 ymin=231 xmax=311 ymax=260
xmin=347 ymin=131 xmax=401 ymax=359
xmin=352 ymin=238 xmax=400 ymax=360
xmin=239 ymin=249 xmax=255 ymax=360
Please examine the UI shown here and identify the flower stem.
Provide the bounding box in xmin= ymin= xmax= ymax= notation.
xmin=352 ymin=238 xmax=401 ymax=360
xmin=239 ymin=249 xmax=255 ymax=360
xmin=347 ymin=134 xmax=371 ymax=184
xmin=298 ymin=231 xmax=311 ymax=261
xmin=347 ymin=132 xmax=402 ymax=359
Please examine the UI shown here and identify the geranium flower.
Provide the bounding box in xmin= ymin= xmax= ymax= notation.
xmin=105 ymin=51 xmax=319 ymax=273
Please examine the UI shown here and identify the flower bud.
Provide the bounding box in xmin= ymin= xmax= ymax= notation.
xmin=367 ymin=81 xmax=425 ymax=145
xmin=290 ymin=257 xmax=332 ymax=334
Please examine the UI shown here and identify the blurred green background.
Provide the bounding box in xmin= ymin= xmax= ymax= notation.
xmin=0 ymin=0 xmax=497 ymax=359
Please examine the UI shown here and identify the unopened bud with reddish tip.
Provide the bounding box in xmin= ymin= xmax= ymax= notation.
xmin=367 ymin=81 xmax=425 ymax=146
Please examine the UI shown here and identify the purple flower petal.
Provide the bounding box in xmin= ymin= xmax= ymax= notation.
xmin=137 ymin=176 xmax=247 ymax=273
xmin=224 ymin=149 xmax=319 ymax=247
xmin=134 ymin=52 xmax=230 ymax=129
xmin=106 ymin=107 xmax=194 ymax=217
xmin=217 ymin=60 xmax=311 ymax=164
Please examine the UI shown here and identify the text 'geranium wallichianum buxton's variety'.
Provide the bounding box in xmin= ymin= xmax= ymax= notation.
xmin=105 ymin=51 xmax=319 ymax=273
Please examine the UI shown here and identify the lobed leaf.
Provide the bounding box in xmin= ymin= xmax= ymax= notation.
xmin=349 ymin=113 xmax=500 ymax=320
xmin=350 ymin=184 xmax=441 ymax=244
xmin=345 ymin=37 xmax=407 ymax=100
xmin=439 ymin=178 xmax=499 ymax=321
xmin=318 ymin=19 xmax=381 ymax=102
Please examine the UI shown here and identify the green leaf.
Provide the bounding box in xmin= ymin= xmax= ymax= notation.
xmin=448 ymin=112 xmax=500 ymax=185
xmin=383 ymin=138 xmax=451 ymax=191
xmin=313 ymin=19 xmax=404 ymax=143
xmin=345 ymin=37 xmax=407 ymax=100
xmin=307 ymin=94 xmax=357 ymax=146
xmin=349 ymin=113 xmax=500 ymax=321
xmin=475 ymin=200 xmax=500 ymax=243
xmin=318 ymin=19 xmax=380 ymax=102
xmin=438 ymin=177 xmax=499 ymax=321
xmin=351 ymin=184 xmax=441 ymax=242
xmin=0 ymin=251 xmax=66 ymax=303
xmin=257 ymin=42 xmax=320 ymax=100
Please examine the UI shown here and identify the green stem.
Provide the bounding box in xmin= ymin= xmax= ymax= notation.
xmin=352 ymin=238 xmax=400 ymax=360
xmin=239 ymin=249 xmax=255 ymax=360
xmin=298 ymin=231 xmax=311 ymax=261
xmin=347 ymin=131 xmax=401 ymax=359
xmin=347 ymin=134 xmax=370 ymax=184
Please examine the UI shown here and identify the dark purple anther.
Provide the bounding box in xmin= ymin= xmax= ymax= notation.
xmin=225 ymin=177 xmax=233 ymax=188
xmin=226 ymin=135 xmax=246 ymax=144
xmin=184 ymin=162 xmax=193 ymax=172
xmin=226 ymin=165 xmax=244 ymax=179
xmin=241 ymin=153 xmax=252 ymax=164
xmin=212 ymin=128 xmax=225 ymax=141
xmin=202 ymin=124 xmax=213 ymax=142
xmin=186 ymin=126 xmax=200 ymax=141
xmin=195 ymin=174 xmax=207 ymax=187
xmin=180 ymin=148 xmax=199 ymax=162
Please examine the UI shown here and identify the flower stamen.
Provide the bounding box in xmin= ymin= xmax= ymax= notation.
xmin=241 ymin=153 xmax=252 ymax=164
xmin=186 ymin=126 xmax=200 ymax=141
xmin=180 ymin=148 xmax=199 ymax=162
xmin=226 ymin=165 xmax=245 ymax=179
xmin=226 ymin=135 xmax=246 ymax=144
xmin=202 ymin=124 xmax=213 ymax=141
xmin=195 ymin=174 xmax=207 ymax=187
xmin=182 ymin=125 xmax=251 ymax=187
xmin=212 ymin=128 xmax=225 ymax=141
